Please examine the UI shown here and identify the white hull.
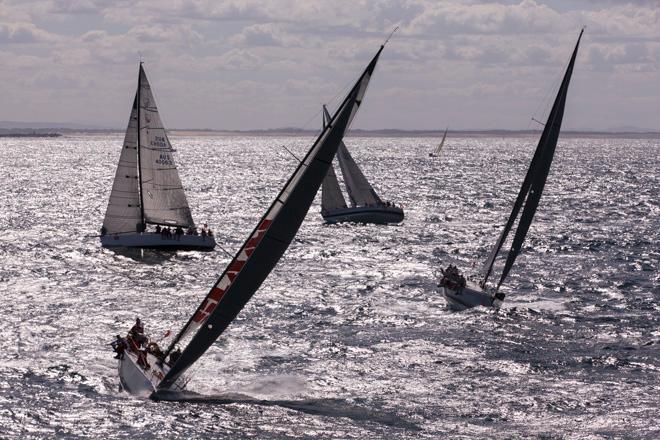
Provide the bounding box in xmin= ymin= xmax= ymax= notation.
xmin=442 ymin=282 xmax=502 ymax=311
xmin=101 ymin=232 xmax=215 ymax=250
xmin=118 ymin=351 xmax=185 ymax=397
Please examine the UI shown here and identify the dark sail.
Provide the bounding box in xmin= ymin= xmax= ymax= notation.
xmin=481 ymin=30 xmax=583 ymax=289
xmin=158 ymin=46 xmax=384 ymax=390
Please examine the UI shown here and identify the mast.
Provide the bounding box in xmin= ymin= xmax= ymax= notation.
xmin=481 ymin=29 xmax=583 ymax=289
xmin=157 ymin=45 xmax=384 ymax=389
xmin=136 ymin=63 xmax=145 ymax=230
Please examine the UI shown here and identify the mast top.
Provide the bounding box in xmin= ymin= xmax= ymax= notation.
xmin=384 ymin=26 xmax=398 ymax=47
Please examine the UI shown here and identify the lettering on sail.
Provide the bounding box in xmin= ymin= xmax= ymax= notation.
xmin=155 ymin=153 xmax=173 ymax=165
xmin=151 ymin=136 xmax=168 ymax=149
xmin=192 ymin=218 xmax=272 ymax=324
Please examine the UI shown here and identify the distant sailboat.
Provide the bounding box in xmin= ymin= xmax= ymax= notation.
xmin=429 ymin=127 xmax=448 ymax=157
xmin=320 ymin=106 xmax=404 ymax=224
xmin=440 ymin=30 xmax=583 ymax=310
xmin=100 ymin=64 xmax=215 ymax=250
xmin=116 ymin=45 xmax=385 ymax=396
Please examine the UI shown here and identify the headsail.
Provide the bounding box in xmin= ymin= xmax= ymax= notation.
xmin=336 ymin=142 xmax=382 ymax=207
xmin=434 ymin=128 xmax=448 ymax=155
xmin=158 ymin=46 xmax=384 ymax=389
xmin=137 ymin=65 xmax=195 ymax=228
xmin=102 ymin=95 xmax=142 ymax=234
xmin=481 ymin=30 xmax=583 ymax=289
xmin=329 ymin=104 xmax=382 ymax=208
xmin=320 ymin=106 xmax=348 ymax=213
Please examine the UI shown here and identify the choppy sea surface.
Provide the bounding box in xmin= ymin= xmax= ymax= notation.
xmin=0 ymin=133 xmax=658 ymax=439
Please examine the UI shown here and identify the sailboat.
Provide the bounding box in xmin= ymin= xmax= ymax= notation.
xmin=440 ymin=30 xmax=583 ymax=311
xmin=116 ymin=44 xmax=385 ymax=396
xmin=100 ymin=64 xmax=216 ymax=251
xmin=429 ymin=127 xmax=448 ymax=157
xmin=320 ymin=106 xmax=404 ymax=224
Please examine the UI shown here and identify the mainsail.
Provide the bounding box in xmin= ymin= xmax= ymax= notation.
xmin=137 ymin=65 xmax=195 ymax=228
xmin=102 ymin=96 xmax=142 ymax=234
xmin=158 ymin=46 xmax=384 ymax=389
xmin=320 ymin=106 xmax=348 ymax=212
xmin=434 ymin=128 xmax=448 ymax=155
xmin=480 ymin=30 xmax=583 ymax=290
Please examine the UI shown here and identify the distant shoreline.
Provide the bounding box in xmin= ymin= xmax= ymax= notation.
xmin=0 ymin=132 xmax=62 ymax=138
xmin=1 ymin=127 xmax=659 ymax=139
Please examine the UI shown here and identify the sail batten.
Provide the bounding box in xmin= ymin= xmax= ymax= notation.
xmin=481 ymin=30 xmax=583 ymax=289
xmin=158 ymin=46 xmax=384 ymax=390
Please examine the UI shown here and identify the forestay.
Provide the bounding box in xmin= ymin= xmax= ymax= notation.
xmin=158 ymin=46 xmax=384 ymax=390
xmin=102 ymin=96 xmax=141 ymax=234
xmin=480 ymin=30 xmax=583 ymax=290
xmin=138 ymin=66 xmax=195 ymax=228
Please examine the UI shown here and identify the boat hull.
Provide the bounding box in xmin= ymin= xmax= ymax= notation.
xmin=322 ymin=206 xmax=404 ymax=224
xmin=442 ymin=282 xmax=501 ymax=311
xmin=118 ymin=351 xmax=185 ymax=397
xmin=101 ymin=232 xmax=216 ymax=250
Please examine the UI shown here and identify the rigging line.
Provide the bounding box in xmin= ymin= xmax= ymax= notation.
xmin=281 ymin=145 xmax=302 ymax=163
xmin=527 ymin=39 xmax=573 ymax=131
xmin=298 ymin=28 xmax=396 ymax=133
xmin=216 ymin=243 xmax=235 ymax=259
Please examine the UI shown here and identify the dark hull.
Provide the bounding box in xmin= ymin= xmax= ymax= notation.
xmin=322 ymin=206 xmax=404 ymax=224
xmin=101 ymin=233 xmax=216 ymax=251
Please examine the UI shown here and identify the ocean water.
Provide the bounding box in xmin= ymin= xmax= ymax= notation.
xmin=0 ymin=133 xmax=658 ymax=439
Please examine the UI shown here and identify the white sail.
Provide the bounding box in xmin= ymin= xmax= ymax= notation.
xmin=138 ymin=66 xmax=195 ymax=228
xmin=321 ymin=163 xmax=347 ymax=212
xmin=102 ymin=95 xmax=142 ymax=234
xmin=336 ymin=142 xmax=382 ymax=207
xmin=320 ymin=105 xmax=348 ymax=212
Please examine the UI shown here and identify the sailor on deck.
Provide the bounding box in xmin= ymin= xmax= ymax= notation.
xmin=129 ymin=317 xmax=147 ymax=347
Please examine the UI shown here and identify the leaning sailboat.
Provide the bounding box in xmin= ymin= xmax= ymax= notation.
xmin=320 ymin=106 xmax=404 ymax=224
xmin=440 ymin=30 xmax=583 ymax=311
xmin=429 ymin=127 xmax=448 ymax=157
xmin=115 ymin=44 xmax=385 ymax=396
xmin=100 ymin=64 xmax=215 ymax=251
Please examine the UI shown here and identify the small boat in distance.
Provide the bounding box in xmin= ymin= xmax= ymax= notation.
xmin=114 ymin=44 xmax=385 ymax=396
xmin=100 ymin=64 xmax=215 ymax=251
xmin=440 ymin=30 xmax=584 ymax=311
xmin=320 ymin=106 xmax=404 ymax=224
xmin=429 ymin=127 xmax=448 ymax=157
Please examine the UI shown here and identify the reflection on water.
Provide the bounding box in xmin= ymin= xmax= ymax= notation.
xmin=0 ymin=134 xmax=657 ymax=438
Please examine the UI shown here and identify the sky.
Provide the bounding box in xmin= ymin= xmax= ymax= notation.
xmin=0 ymin=0 xmax=659 ymax=131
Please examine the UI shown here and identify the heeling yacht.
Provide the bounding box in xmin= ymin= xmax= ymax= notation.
xmin=113 ymin=44 xmax=386 ymax=396
xmin=100 ymin=63 xmax=215 ymax=251
xmin=440 ymin=30 xmax=584 ymax=311
xmin=429 ymin=127 xmax=448 ymax=157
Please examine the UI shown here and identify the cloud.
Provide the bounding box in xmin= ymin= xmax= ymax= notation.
xmin=0 ymin=0 xmax=658 ymax=130
xmin=0 ymin=21 xmax=59 ymax=43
